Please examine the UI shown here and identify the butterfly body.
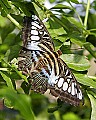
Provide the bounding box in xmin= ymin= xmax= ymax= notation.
xmin=18 ymin=14 xmax=83 ymax=106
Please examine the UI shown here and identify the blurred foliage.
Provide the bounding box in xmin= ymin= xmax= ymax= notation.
xmin=0 ymin=0 xmax=96 ymax=120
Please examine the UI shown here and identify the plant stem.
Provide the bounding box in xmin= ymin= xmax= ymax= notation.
xmin=68 ymin=1 xmax=83 ymax=25
xmin=7 ymin=14 xmax=22 ymax=29
xmin=84 ymin=0 xmax=90 ymax=29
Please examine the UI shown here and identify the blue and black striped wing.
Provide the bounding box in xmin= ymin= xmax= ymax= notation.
xmin=48 ymin=58 xmax=83 ymax=106
xmin=18 ymin=15 xmax=54 ymax=73
xmin=18 ymin=14 xmax=83 ymax=106
xmin=22 ymin=15 xmax=54 ymax=51
xmin=31 ymin=49 xmax=83 ymax=106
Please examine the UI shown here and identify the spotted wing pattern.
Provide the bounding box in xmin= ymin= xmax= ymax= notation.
xmin=18 ymin=15 xmax=54 ymax=74
xmin=22 ymin=15 xmax=54 ymax=51
xmin=18 ymin=14 xmax=83 ymax=106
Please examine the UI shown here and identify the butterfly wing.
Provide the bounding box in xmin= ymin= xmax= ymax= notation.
xmin=18 ymin=14 xmax=83 ymax=106
xmin=29 ymin=72 xmax=48 ymax=94
xmin=18 ymin=15 xmax=54 ymax=73
xmin=30 ymin=51 xmax=83 ymax=106
xmin=22 ymin=15 xmax=54 ymax=51
xmin=48 ymin=58 xmax=83 ymax=106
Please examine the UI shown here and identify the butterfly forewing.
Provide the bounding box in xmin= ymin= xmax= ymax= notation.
xmin=22 ymin=15 xmax=54 ymax=51
xmin=18 ymin=14 xmax=84 ymax=106
xmin=18 ymin=14 xmax=55 ymax=73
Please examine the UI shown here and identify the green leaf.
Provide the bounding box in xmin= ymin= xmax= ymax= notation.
xmin=3 ymin=33 xmax=17 ymax=45
xmin=61 ymin=44 xmax=72 ymax=54
xmin=70 ymin=35 xmax=86 ymax=46
xmin=1 ymin=8 xmax=7 ymax=17
xmin=1 ymin=60 xmax=28 ymax=83
xmin=4 ymin=45 xmax=21 ymax=61
xmin=62 ymin=112 xmax=80 ymax=120
xmin=48 ymin=18 xmax=67 ymax=43
xmin=1 ymin=0 xmax=11 ymax=9
xmin=0 ymin=87 xmax=35 ymax=120
xmin=67 ymin=0 xmax=79 ymax=4
xmin=0 ymin=22 xmax=15 ymax=41
xmin=61 ymin=54 xmax=90 ymax=71
xmin=83 ymin=42 xmax=96 ymax=58
xmin=51 ymin=4 xmax=72 ymax=10
xmin=0 ymin=15 xmax=8 ymax=28
xmin=55 ymin=35 xmax=67 ymax=43
xmin=67 ymin=17 xmax=84 ymax=30
xmin=32 ymin=2 xmax=47 ymax=20
xmin=88 ymin=76 xmax=96 ymax=81
xmin=12 ymin=1 xmax=32 ymax=16
xmin=88 ymin=94 xmax=96 ymax=120
xmin=11 ymin=64 xmax=28 ymax=83
xmin=53 ymin=39 xmax=63 ymax=50
xmin=59 ymin=16 xmax=86 ymax=46
xmin=49 ymin=0 xmax=55 ymax=3
xmin=75 ymin=73 xmax=96 ymax=88
xmin=0 ymin=71 xmax=14 ymax=89
xmin=48 ymin=18 xmax=65 ymax=33
xmin=49 ymin=27 xmax=66 ymax=36
xmin=0 ymin=0 xmax=11 ymax=15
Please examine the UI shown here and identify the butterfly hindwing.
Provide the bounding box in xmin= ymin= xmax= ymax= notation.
xmin=31 ymin=52 xmax=83 ymax=106
xmin=29 ymin=72 xmax=48 ymax=94
xmin=49 ymin=58 xmax=83 ymax=106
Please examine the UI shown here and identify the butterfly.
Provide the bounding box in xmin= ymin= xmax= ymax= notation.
xmin=18 ymin=14 xmax=84 ymax=106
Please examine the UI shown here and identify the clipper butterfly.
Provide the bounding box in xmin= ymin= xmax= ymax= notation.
xmin=18 ymin=14 xmax=83 ymax=106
